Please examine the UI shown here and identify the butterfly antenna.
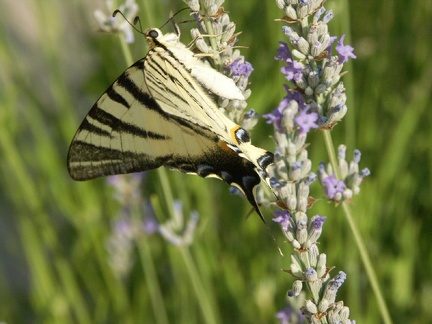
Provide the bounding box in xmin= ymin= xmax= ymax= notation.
xmin=159 ymin=7 xmax=191 ymax=30
xmin=112 ymin=10 xmax=144 ymax=35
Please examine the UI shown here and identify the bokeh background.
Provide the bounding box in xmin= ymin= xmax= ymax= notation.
xmin=0 ymin=0 xmax=431 ymax=323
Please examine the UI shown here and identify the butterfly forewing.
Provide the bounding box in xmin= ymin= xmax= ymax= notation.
xmin=144 ymin=46 xmax=234 ymax=141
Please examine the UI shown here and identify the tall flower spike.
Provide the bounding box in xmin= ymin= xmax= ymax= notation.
xmin=270 ymin=1 xmax=361 ymax=323
xmin=93 ymin=0 xmax=139 ymax=43
xmin=158 ymin=201 xmax=199 ymax=247
xmin=106 ymin=174 xmax=158 ymax=279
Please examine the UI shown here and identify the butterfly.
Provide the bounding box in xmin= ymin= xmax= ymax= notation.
xmin=67 ymin=27 xmax=274 ymax=219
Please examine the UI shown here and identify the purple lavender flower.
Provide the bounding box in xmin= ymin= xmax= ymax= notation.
xmin=275 ymin=41 xmax=291 ymax=61
xmin=275 ymin=306 xmax=294 ymax=324
xmin=281 ymin=60 xmax=303 ymax=82
xmin=325 ymin=36 xmax=338 ymax=56
xmin=311 ymin=215 xmax=326 ymax=230
xmin=263 ymin=87 xmax=305 ymax=131
xmin=313 ymin=6 xmax=326 ymax=20
xmin=294 ymin=105 xmax=319 ymax=134
xmin=308 ymin=215 xmax=327 ymax=242
xmin=305 ymin=172 xmax=317 ymax=185
xmin=331 ymin=271 xmax=347 ymax=290
xmin=291 ymin=161 xmax=303 ymax=170
xmin=272 ymin=210 xmax=291 ymax=231
xmin=229 ymin=58 xmax=254 ymax=77
xmin=336 ymin=35 xmax=357 ymax=63
xmin=269 ymin=3 xmax=360 ymax=323
xmin=276 ymin=42 xmax=303 ymax=82
xmin=270 ymin=177 xmax=283 ymax=189
xmin=263 ymin=97 xmax=289 ymax=131
xmin=322 ymin=174 xmax=346 ymax=199
xmin=244 ymin=109 xmax=258 ymax=119
xmin=353 ymin=149 xmax=361 ymax=163
xmin=360 ymin=168 xmax=371 ymax=177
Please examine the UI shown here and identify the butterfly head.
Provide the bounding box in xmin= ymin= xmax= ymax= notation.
xmin=145 ymin=28 xmax=179 ymax=49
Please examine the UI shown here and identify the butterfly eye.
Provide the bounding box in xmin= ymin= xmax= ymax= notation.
xmin=148 ymin=29 xmax=159 ymax=39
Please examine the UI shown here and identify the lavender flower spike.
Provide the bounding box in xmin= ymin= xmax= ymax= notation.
xmin=270 ymin=1 xmax=360 ymax=323
xmin=93 ymin=0 xmax=138 ymax=43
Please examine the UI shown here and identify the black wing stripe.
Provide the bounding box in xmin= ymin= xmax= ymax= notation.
xmin=146 ymin=52 xmax=229 ymax=134
xmin=69 ymin=141 xmax=169 ymax=162
xmin=68 ymin=142 xmax=172 ymax=180
xmin=116 ymin=69 xmax=166 ymax=115
xmin=145 ymin=55 xmax=190 ymax=106
xmin=106 ymin=85 xmax=130 ymax=108
xmin=79 ymin=117 xmax=112 ymax=137
xmin=84 ymin=105 xmax=169 ymax=140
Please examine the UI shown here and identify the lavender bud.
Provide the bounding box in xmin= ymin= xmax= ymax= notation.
xmin=316 ymin=253 xmax=327 ymax=277
xmin=291 ymin=280 xmax=303 ymax=296
xmin=340 ymin=305 xmax=351 ymax=321
xmin=305 ymin=300 xmax=318 ymax=314
xmin=308 ymin=71 xmax=320 ymax=88
xmin=221 ymin=22 xmax=235 ymax=44
xmin=318 ymin=298 xmax=329 ymax=312
xmin=285 ymin=5 xmax=298 ymax=20
xmin=276 ymin=0 xmax=285 ymax=10
xmin=314 ymin=84 xmax=326 ymax=94
xmin=323 ymin=10 xmax=334 ymax=23
xmin=305 ymin=267 xmax=318 ymax=281
xmin=290 ymin=256 xmax=303 ymax=277
xmin=297 ymin=37 xmax=310 ymax=55
xmin=308 ymin=244 xmax=319 ymax=267
xmin=184 ymin=0 xmax=200 ymax=11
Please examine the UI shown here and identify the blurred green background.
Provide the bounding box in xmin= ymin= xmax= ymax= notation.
xmin=0 ymin=0 xmax=431 ymax=323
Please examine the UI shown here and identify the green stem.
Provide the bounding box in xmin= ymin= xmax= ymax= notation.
xmin=157 ymin=168 xmax=176 ymax=217
xmin=180 ymin=247 xmax=219 ymax=324
xmin=341 ymin=202 xmax=392 ymax=324
xmin=118 ymin=35 xmax=134 ymax=66
xmin=199 ymin=0 xmax=220 ymax=68
xmin=137 ymin=239 xmax=170 ymax=324
xmin=322 ymin=130 xmax=341 ymax=179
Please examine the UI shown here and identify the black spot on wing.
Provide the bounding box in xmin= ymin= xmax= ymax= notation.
xmin=234 ymin=128 xmax=251 ymax=143
xmin=257 ymin=152 xmax=274 ymax=170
